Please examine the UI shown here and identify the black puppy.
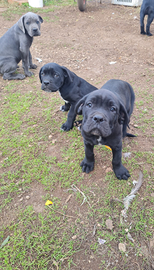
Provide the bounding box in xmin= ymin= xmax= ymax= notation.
xmin=140 ymin=0 xmax=154 ymax=36
xmin=75 ymin=79 xmax=135 ymax=180
xmin=39 ymin=63 xmax=97 ymax=131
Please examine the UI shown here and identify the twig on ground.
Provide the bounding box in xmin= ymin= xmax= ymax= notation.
xmin=70 ymin=184 xmax=92 ymax=208
xmin=92 ymin=224 xmax=97 ymax=237
xmin=110 ymin=171 xmax=143 ymax=223
xmin=47 ymin=206 xmax=76 ymax=219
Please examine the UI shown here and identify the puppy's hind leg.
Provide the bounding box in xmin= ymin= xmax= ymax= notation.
xmin=2 ymin=60 xmax=25 ymax=80
xmin=146 ymin=13 xmax=154 ymax=36
xmin=140 ymin=12 xmax=146 ymax=34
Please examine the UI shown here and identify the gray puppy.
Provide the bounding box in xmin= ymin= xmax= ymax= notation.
xmin=140 ymin=0 xmax=154 ymax=36
xmin=0 ymin=12 xmax=43 ymax=80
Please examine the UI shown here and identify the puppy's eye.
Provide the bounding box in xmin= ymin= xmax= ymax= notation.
xmin=110 ymin=106 xmax=116 ymax=112
xmin=41 ymin=72 xmax=44 ymax=76
xmin=86 ymin=102 xmax=92 ymax=108
xmin=36 ymin=20 xmax=39 ymax=24
xmin=26 ymin=22 xmax=30 ymax=25
xmin=54 ymin=74 xmax=59 ymax=78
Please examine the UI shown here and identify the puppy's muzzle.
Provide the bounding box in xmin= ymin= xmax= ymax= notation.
xmin=32 ymin=28 xmax=40 ymax=36
xmin=41 ymin=80 xmax=59 ymax=92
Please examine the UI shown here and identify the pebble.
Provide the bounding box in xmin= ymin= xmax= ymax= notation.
xmin=19 ymin=198 xmax=23 ymax=202
xmin=26 ymin=196 xmax=30 ymax=200
xmin=118 ymin=243 xmax=126 ymax=252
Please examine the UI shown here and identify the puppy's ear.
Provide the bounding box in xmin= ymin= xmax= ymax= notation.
xmin=61 ymin=66 xmax=73 ymax=83
xmin=75 ymin=95 xmax=88 ymax=115
xmin=39 ymin=67 xmax=43 ymax=83
xmin=38 ymin=15 xmax=43 ymax=23
xmin=118 ymin=102 xmax=129 ymax=126
xmin=18 ymin=15 xmax=25 ymax=33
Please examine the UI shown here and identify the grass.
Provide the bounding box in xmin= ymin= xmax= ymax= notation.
xmin=1 ymin=0 xmax=76 ymax=20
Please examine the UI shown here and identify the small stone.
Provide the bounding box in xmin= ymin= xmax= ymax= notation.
xmin=105 ymin=167 xmax=112 ymax=173
xmin=48 ymin=135 xmax=52 ymax=139
xmin=141 ymin=245 xmax=149 ymax=258
xmin=106 ymin=219 xmax=114 ymax=230
xmin=150 ymin=238 xmax=154 ymax=249
xmin=26 ymin=196 xmax=30 ymax=200
xmin=52 ymin=139 xmax=57 ymax=144
xmin=19 ymin=197 xmax=23 ymax=202
xmin=72 ymin=235 xmax=77 ymax=240
xmin=118 ymin=243 xmax=126 ymax=252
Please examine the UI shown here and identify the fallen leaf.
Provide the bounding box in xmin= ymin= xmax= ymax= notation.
xmin=45 ymin=200 xmax=53 ymax=206
xmin=0 ymin=236 xmax=10 ymax=249
xmin=127 ymin=232 xmax=134 ymax=242
xmin=98 ymin=238 xmax=106 ymax=245
xmin=105 ymin=145 xmax=112 ymax=151
xmin=123 ymin=152 xmax=131 ymax=158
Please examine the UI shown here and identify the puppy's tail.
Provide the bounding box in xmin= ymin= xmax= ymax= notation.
xmin=126 ymin=133 xmax=136 ymax=137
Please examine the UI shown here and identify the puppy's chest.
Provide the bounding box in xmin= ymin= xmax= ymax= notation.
xmin=97 ymin=136 xmax=106 ymax=145
xmin=58 ymin=91 xmax=69 ymax=103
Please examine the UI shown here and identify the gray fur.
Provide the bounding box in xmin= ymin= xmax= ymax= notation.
xmin=0 ymin=12 xmax=43 ymax=80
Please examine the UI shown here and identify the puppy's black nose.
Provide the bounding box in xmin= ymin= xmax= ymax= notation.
xmin=44 ymin=81 xmax=49 ymax=86
xmin=93 ymin=115 xmax=104 ymax=123
xmin=33 ymin=28 xmax=38 ymax=32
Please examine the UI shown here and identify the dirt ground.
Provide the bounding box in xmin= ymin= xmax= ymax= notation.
xmin=0 ymin=1 xmax=154 ymax=269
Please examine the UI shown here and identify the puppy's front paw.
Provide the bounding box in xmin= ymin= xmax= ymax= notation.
xmin=60 ymin=104 xmax=70 ymax=112
xmin=113 ymin=164 xmax=130 ymax=180
xmin=25 ymin=71 xmax=34 ymax=77
xmin=60 ymin=105 xmax=66 ymax=112
xmin=80 ymin=159 xmax=94 ymax=174
xmin=61 ymin=123 xmax=72 ymax=131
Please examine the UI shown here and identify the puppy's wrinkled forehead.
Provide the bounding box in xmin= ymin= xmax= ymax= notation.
xmin=86 ymin=89 xmax=119 ymax=107
xmin=24 ymin=13 xmax=39 ymax=24
xmin=43 ymin=64 xmax=63 ymax=76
